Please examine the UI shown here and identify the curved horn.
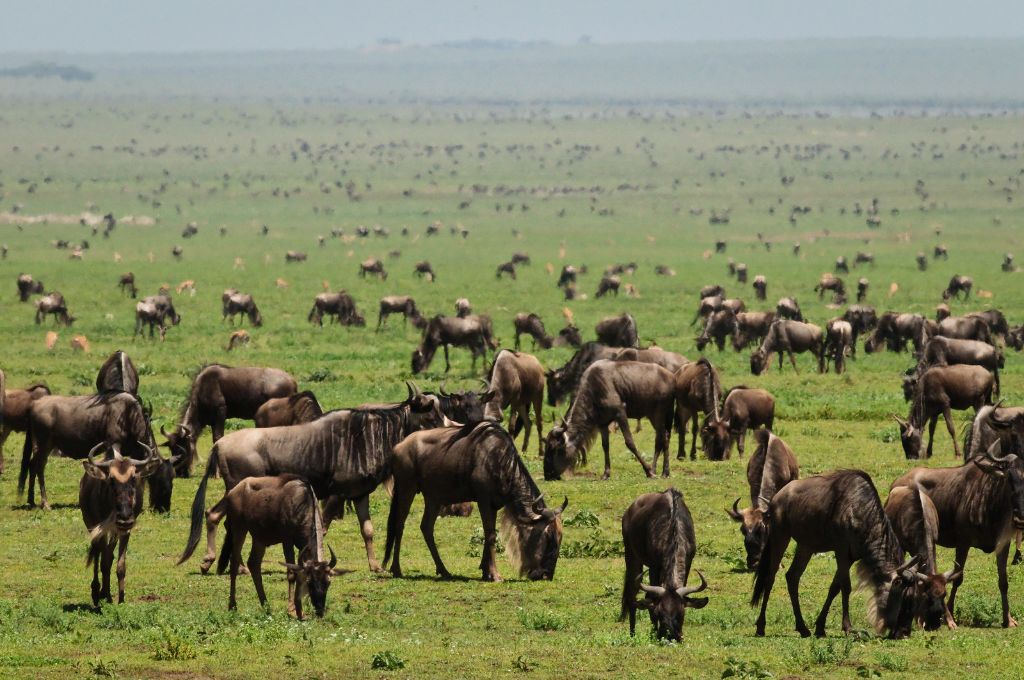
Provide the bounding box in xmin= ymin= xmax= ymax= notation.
xmin=87 ymin=441 xmax=110 ymax=467
xmin=639 ymin=583 xmax=666 ymax=596
xmin=897 ymin=554 xmax=921 ymax=574
xmin=677 ymin=570 xmax=708 ymax=597
xmin=892 ymin=414 xmax=908 ymax=427
xmin=915 ymin=571 xmax=931 ymax=583
xmin=160 ymin=423 xmax=169 ymax=437
xmin=986 ymin=442 xmax=1016 ymax=463
xmin=406 ymin=381 xmax=414 ymax=401
xmin=943 ymin=563 xmax=962 ymax=582
xmin=130 ymin=440 xmax=158 ymax=466
xmin=727 ymin=498 xmax=743 ymax=521
xmin=557 ymin=496 xmax=569 ymax=515
xmin=327 ymin=546 xmax=337 ymax=569
xmin=438 ymin=380 xmax=450 ymax=396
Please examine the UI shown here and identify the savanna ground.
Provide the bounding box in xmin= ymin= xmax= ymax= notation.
xmin=1 ymin=88 xmax=1024 ymax=679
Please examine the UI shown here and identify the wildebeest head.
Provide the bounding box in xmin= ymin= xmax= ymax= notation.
xmin=405 ymin=382 xmax=442 ymax=429
xmin=411 ymin=349 xmax=427 ymax=374
xmin=282 ymin=545 xmax=338 ymax=618
xmin=160 ymin=423 xmax=195 ymax=477
xmin=545 ymin=368 xmax=571 ymax=406
xmin=973 ymin=445 xmax=1024 ymax=531
xmin=147 ymin=454 xmax=176 ymax=513
xmin=433 ymin=383 xmax=495 ymax=424
xmin=749 ymin=349 xmax=768 ymax=375
xmin=633 ymin=570 xmax=709 ymax=641
xmin=504 ymin=496 xmax=567 ymax=581
xmin=726 ymin=498 xmax=769 ymax=569
xmin=901 ymin=369 xmax=918 ymax=402
xmin=700 ymin=417 xmax=731 ymax=461
xmin=893 ymin=415 xmax=922 ymax=459
xmin=881 ymin=556 xmax=929 ymax=639
xmin=83 ymin=443 xmax=162 ymax=533
xmin=543 ymin=423 xmax=574 ymax=480
xmin=912 ymin=565 xmax=960 ymax=632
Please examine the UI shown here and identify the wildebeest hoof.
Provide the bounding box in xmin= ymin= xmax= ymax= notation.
xmin=798 ymin=627 xmax=812 ymax=638
xmin=1006 ymin=616 xmax=1018 ymax=628
xmin=438 ymin=571 xmax=453 ymax=580
xmin=661 ymin=472 xmax=670 ymax=479
xmin=645 ymin=471 xmax=656 ymax=479
xmin=199 ymin=560 xmax=213 ymax=575
xmin=1013 ymin=552 xmax=1022 ymax=566
xmin=601 ymin=471 xmax=611 ymax=480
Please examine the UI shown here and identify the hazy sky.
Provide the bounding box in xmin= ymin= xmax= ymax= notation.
xmin=5 ymin=0 xmax=1024 ymax=53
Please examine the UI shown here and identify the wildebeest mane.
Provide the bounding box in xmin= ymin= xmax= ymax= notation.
xmin=696 ymin=358 xmax=721 ymax=419
xmin=335 ymin=403 xmax=416 ymax=485
xmin=659 ymin=488 xmax=687 ymax=587
xmin=563 ymin=364 xmax=611 ymax=464
xmin=289 ymin=391 xmax=324 ymax=422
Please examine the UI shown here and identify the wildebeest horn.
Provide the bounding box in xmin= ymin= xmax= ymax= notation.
xmin=557 ymin=496 xmax=569 ymax=515
xmin=438 ymin=380 xmax=450 ymax=396
xmin=943 ymin=563 xmax=962 ymax=582
xmin=727 ymin=498 xmax=743 ymax=521
xmin=111 ymin=443 xmax=124 ymax=461
xmin=160 ymin=424 xmax=168 ymax=437
xmin=891 ymin=414 xmax=908 ymax=427
xmin=639 ymin=583 xmax=666 ymax=596
xmin=896 ymin=555 xmax=921 ymax=579
xmin=532 ymin=493 xmax=545 ymax=509
xmin=985 ymin=441 xmax=1016 ymax=463
xmin=327 ymin=546 xmax=337 ymax=569
xmin=130 ymin=440 xmax=158 ymax=466
xmin=87 ymin=441 xmax=111 ymax=467
xmin=676 ymin=570 xmax=708 ymax=597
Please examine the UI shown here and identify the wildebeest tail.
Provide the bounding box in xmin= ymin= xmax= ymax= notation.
xmin=381 ymin=482 xmax=402 ymax=569
xmin=750 ymin=518 xmax=774 ymax=607
xmin=177 ymin=445 xmax=219 ymax=565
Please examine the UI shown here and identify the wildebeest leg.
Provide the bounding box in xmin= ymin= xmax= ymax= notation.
xmin=942 ymin=407 xmax=961 ymax=458
xmin=689 ymin=412 xmax=699 ymax=460
xmin=478 ymin=503 xmax=502 ymax=582
xmin=997 ymin=543 xmax=1017 ymax=627
xmin=201 ymin=499 xmax=228 ymax=574
xmin=443 ymin=344 xmax=451 ymax=373
xmin=419 ymin=498 xmax=451 ymax=579
xmin=532 ymin=393 xmax=544 ymax=457
xmin=375 ymin=312 xmax=384 ymax=332
xmin=926 ymin=414 xmax=939 ymax=459
xmin=786 ymin=544 xmax=814 ymax=637
xmin=386 ymin=489 xmax=416 ymax=578
xmin=281 ymin=543 xmax=298 ymax=616
xmin=100 ymin=537 xmax=115 ymax=603
xmin=736 ymin=427 xmax=748 ymax=459
xmin=514 ymin=332 xmax=521 ymax=351
xmin=247 ymin=542 xmax=268 ymax=608
xmin=788 ymin=351 xmax=800 ymax=374
xmin=115 ymin=533 xmax=130 ymax=604
xmin=354 ymin=495 xmax=381 ymax=572
xmin=33 ymin=450 xmax=50 ymax=510
xmin=814 ymin=556 xmax=851 ymax=636
xmin=946 ymin=545 xmax=969 ymax=625
xmin=616 ymin=413 xmax=654 ymax=479
xmin=89 ymin=541 xmax=102 ymax=606
xmin=1014 ymin=531 xmax=1022 ymax=566
xmin=228 ymin=528 xmax=243 ymax=610
xmin=777 ymin=351 xmax=784 ymax=371
xmin=518 ymin=403 xmax=532 ymax=453
xmin=754 ymin=531 xmax=790 ymax=636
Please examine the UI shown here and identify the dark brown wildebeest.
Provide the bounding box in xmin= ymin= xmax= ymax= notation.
xmin=823 ymin=319 xmax=853 ymax=374
xmin=181 ymin=384 xmax=440 ymax=574
xmin=692 ymin=294 xmax=724 ymax=326
xmin=513 ymin=313 xmax=553 ymax=350
xmin=750 ymin=320 xmax=824 ymax=375
xmin=144 ymin=294 xmax=181 ymax=327
xmin=254 ymin=391 xmax=323 ymax=428
xmin=751 ymin=470 xmax=930 ymax=638
xmin=376 ymin=295 xmax=424 ymax=331
xmin=1009 ymin=325 xmax=1024 ymax=351
xmin=702 ymin=387 xmax=775 ymax=460
xmin=752 ymin=275 xmax=767 ymax=301
xmin=722 ymin=297 xmax=746 ymax=315
xmin=454 ymin=298 xmax=472 ymax=318
xmin=963 ymin=404 xmax=1024 ymax=460
xmin=182 ymin=222 xmax=199 ymax=238
xmin=96 ymin=351 xmax=138 ymax=395
xmin=16 ymin=273 xmax=44 ymax=302
xmin=855 ymin=252 xmax=875 ymax=267
xmin=359 ymin=257 xmax=388 ymax=280
xmin=595 ymin=313 xmax=638 ymax=348
xmin=935 ymin=303 xmax=951 ymax=322
xmin=856 ymin=277 xmax=869 ymax=302
xmin=545 ymin=342 xmax=621 ymax=406
xmin=484 ymin=350 xmax=544 ymax=454
xmin=672 ymin=358 xmax=721 ymax=461
xmin=732 ymin=311 xmax=775 ymax=351
xmin=696 ymin=308 xmax=737 ymax=352
xmin=284 ymin=250 xmax=307 ymax=263
xmin=715 ymin=240 xmax=727 ymax=253
xmin=1003 ymin=253 xmax=1015 ymax=272
xmin=700 ymin=284 xmax=725 ymax=299
xmin=775 ymin=296 xmax=803 ymax=322
xmin=883 ymin=484 xmax=958 ymax=630
xmin=815 ymin=274 xmax=846 ymax=304
xmin=934 ymin=244 xmax=949 ymax=260
xmin=655 ymin=265 xmax=676 ymax=277
xmin=21 ymin=391 xmax=160 ymax=509
xmin=841 ymin=305 xmax=877 ymax=356
xmin=895 ymin=364 xmax=994 ymax=459
xmin=735 ymin=263 xmax=748 ymax=284
xmin=621 ymin=489 xmax=709 ymax=640
xmin=0 ymin=382 xmax=49 ymax=476
xmin=511 ymin=252 xmax=531 ymax=266
xmin=921 ymin=336 xmax=1003 ymax=397
xmin=557 ymin=265 xmax=578 ymax=288
xmin=413 ymin=260 xmax=436 ymax=282
xmin=835 ymin=256 xmax=850 ymax=274
xmin=35 ymin=292 xmax=74 ymax=326
xmin=181 ymin=475 xmax=337 ymax=618
xmin=917 ymin=252 xmax=929 ymax=271
xmin=864 ymin=312 xmax=931 ymax=354
xmin=384 ymin=421 xmax=566 ymax=581
xmin=411 ymin=315 xmax=497 ymax=374
xmin=495 ymin=261 xmax=517 ymax=280
xmin=543 ymin=360 xmax=674 ymax=479
xmin=943 ymin=275 xmax=972 ymax=301
xmin=613 ymin=346 xmax=688 ymax=373
xmin=171 ymin=245 xmax=183 ymax=260
xmin=135 ymin=299 xmax=170 ymax=340
xmin=79 ymin=443 xmax=162 ymax=607
xmin=162 ymin=365 xmax=297 ymax=475
xmin=223 ymin=291 xmax=263 ymax=327
xmin=891 ymin=446 xmax=1024 ymax=628
xmin=555 ymin=324 xmax=583 ymax=348
xmin=309 ymin=291 xmax=365 ymax=327
xmin=595 ymin=274 xmax=620 ymax=297
xmin=726 ymin=429 xmax=799 ymax=569
xmin=938 ymin=315 xmax=991 ymax=344
xmin=118 ymin=272 xmax=137 ymax=298
xmin=968 ymin=309 xmax=1009 ymax=343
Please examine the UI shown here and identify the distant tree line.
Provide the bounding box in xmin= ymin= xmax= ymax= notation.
xmin=0 ymin=61 xmax=94 ymax=81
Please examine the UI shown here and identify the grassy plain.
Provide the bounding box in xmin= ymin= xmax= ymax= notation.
xmin=0 ymin=95 xmax=1023 ymax=679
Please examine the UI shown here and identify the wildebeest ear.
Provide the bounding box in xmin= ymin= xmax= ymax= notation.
xmin=973 ymin=457 xmax=1007 ymax=477
xmin=685 ymin=597 xmax=709 ymax=609
xmin=82 ymin=460 xmax=108 ymax=480
xmin=279 ymin=562 xmax=301 ymax=572
xmin=632 ymin=598 xmax=654 ymax=610
xmin=480 ymin=389 xmax=498 ymax=403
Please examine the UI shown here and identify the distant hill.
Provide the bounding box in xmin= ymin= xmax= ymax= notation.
xmin=0 ymin=61 xmax=93 ymax=81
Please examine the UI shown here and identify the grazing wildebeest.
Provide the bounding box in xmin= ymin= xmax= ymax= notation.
xmin=934 ymin=245 xmax=949 ymax=260
xmin=834 ymin=256 xmax=849 ymax=274
xmin=824 ymin=319 xmax=853 ymax=374
xmin=544 ymin=360 xmax=674 ymax=479
xmin=963 ymin=404 xmax=1024 ymax=460
xmin=411 ymin=315 xmax=497 ymax=374
xmin=855 ymin=252 xmax=875 ymax=267
xmin=896 ymin=364 xmax=994 ymax=459
xmin=841 ymin=304 xmax=877 ymax=356
xmin=182 ymin=475 xmax=337 ymax=618
xmin=621 ymin=489 xmax=709 ymax=640
xmin=284 ymin=250 xmax=307 ymax=263
xmin=856 ymin=277 xmax=869 ymax=302
xmin=384 ymin=421 xmax=566 ymax=581
xmin=936 ymin=303 xmax=951 ymax=322
xmin=142 ymin=294 xmax=181 ymax=327
xmin=692 ymin=294 xmax=723 ymax=326
xmin=376 ymin=295 xmax=423 ymax=331
xmin=702 ymin=387 xmax=775 ymax=460
xmin=943 ymin=275 xmax=973 ymax=301
xmin=595 ymin=313 xmax=638 ymax=348
xmin=483 ymin=350 xmax=545 ymax=454
xmin=413 ymin=260 xmax=436 ymax=281
xmin=171 ymin=245 xmax=183 ymax=260
xmin=672 ymin=358 xmax=721 ymax=461
xmin=883 ymin=484 xmax=958 ymax=630
xmin=16 ymin=273 xmax=44 ymax=302
xmin=732 ymin=311 xmax=775 ymax=351
xmin=134 ymin=299 xmax=170 ymax=340
xmin=917 ymin=252 xmax=929 ymax=271
xmin=21 ymin=391 xmax=160 ymax=509
xmin=595 ymin=274 xmax=620 ymax=297
xmin=0 ymin=382 xmax=50 ymax=476
xmin=254 ymin=391 xmax=323 ymax=427
xmin=938 ymin=315 xmax=992 ymax=345
xmin=613 ymin=346 xmax=688 ymax=373
xmin=118 ymin=272 xmax=137 ymax=298
xmin=752 ymin=275 xmax=767 ymax=301
xmin=864 ymin=312 xmax=931 ymax=355
xmin=699 ymin=284 xmax=725 ymax=300
xmin=891 ymin=446 xmax=1024 ymax=628
xmin=696 ymin=308 xmax=737 ymax=352
xmin=34 ymin=292 xmax=74 ymax=326
xmin=495 ymin=261 xmax=517 ymax=280
xmin=359 ymin=257 xmax=388 ymax=280
xmin=555 ymin=324 xmax=583 ymax=348
xmin=655 ymin=265 xmax=676 ymax=277
xmin=775 ymin=296 xmax=803 ymax=322
xmin=715 ymin=240 xmax=727 ymax=253
xmin=735 ymin=263 xmax=748 ymax=283
xmin=556 ymin=265 xmax=578 ymax=288
xmin=162 ymin=365 xmax=297 ymax=475
xmin=751 ymin=470 xmax=929 ymax=638
xmin=181 ymin=384 xmax=440 ymax=574
xmin=921 ymin=336 xmax=1003 ymax=397
xmin=96 ymin=351 xmax=139 ymax=395
xmin=750 ymin=320 xmax=824 ymax=375
xmin=223 ymin=291 xmax=263 ymax=327
xmin=308 ymin=291 xmax=365 ymax=327
xmin=727 ymin=429 xmax=799 ymax=569
xmin=815 ymin=274 xmax=846 ymax=304
xmin=968 ymin=309 xmax=1009 ymax=343
xmin=545 ymin=342 xmax=621 ymax=406
xmin=79 ymin=443 xmax=162 ymax=607
xmin=513 ymin=313 xmax=553 ymax=350
xmin=511 ymin=252 xmax=531 ymax=266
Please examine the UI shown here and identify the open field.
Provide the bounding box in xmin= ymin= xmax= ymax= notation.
xmin=0 ymin=88 xmax=1023 ymax=679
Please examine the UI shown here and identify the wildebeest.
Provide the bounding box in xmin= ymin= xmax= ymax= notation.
xmin=968 ymin=309 xmax=1009 ymax=343
xmin=621 ymin=489 xmax=708 ymax=640
xmin=308 ymin=291 xmax=365 ymax=327
xmin=135 ymin=299 xmax=171 ymax=340
xmin=775 ymin=296 xmax=803 ymax=322
xmin=181 ymin=384 xmax=440 ymax=574
xmin=865 ymin=312 xmax=932 ymax=354
xmin=750 ymin=320 xmax=824 ymax=375
xmin=16 ymin=273 xmax=44 ymax=302
xmin=700 ymin=284 xmax=725 ymax=299
xmin=752 ymin=275 xmax=767 ymax=301
xmin=182 ymin=475 xmax=337 ymax=618
xmin=613 ymin=346 xmax=688 ymax=373
xmin=511 ymin=252 xmax=531 ymax=266
xmin=79 ymin=443 xmax=162 ymax=607
xmin=454 ymin=297 xmax=472 ymax=318
xmin=823 ymin=319 xmax=853 ymax=374
xmin=254 ymin=391 xmax=323 ymax=428
xmin=702 ymin=387 xmax=775 ymax=460
xmin=937 ymin=315 xmax=991 ymax=344
xmin=545 ymin=342 xmax=621 ymax=406
xmin=513 ymin=313 xmax=553 ymax=350
xmin=384 ymin=421 xmax=566 ymax=581
xmin=484 ymin=350 xmax=544 ymax=455
xmin=171 ymin=245 xmax=183 ymax=260
xmin=696 ymin=308 xmax=736 ymax=352
xmin=413 ymin=260 xmax=436 ymax=282
xmin=359 ymin=257 xmax=388 ymax=280
xmin=935 ymin=304 xmax=951 ymax=322
xmin=284 ymin=250 xmax=307 ymax=263
xmin=495 ymin=261 xmax=517 ymax=280
xmin=35 ymin=292 xmax=74 ymax=326
xmin=834 ymin=256 xmax=849 ymax=274
xmin=411 ymin=314 xmax=498 ymax=374
xmin=732 ymin=311 xmax=775 ymax=351
xmin=595 ymin=274 xmax=620 ymax=297
xmin=891 ymin=446 xmax=1024 ymax=628
xmin=655 ymin=265 xmax=676 ymax=277
xmin=856 ymin=277 xmax=869 ymax=302
xmin=0 ymin=382 xmax=50 ymax=476
xmin=595 ymin=313 xmax=638 ymax=348
xmin=934 ymin=245 xmax=949 ymax=260
xmin=963 ymin=403 xmax=1024 ymax=460
xmin=735 ymin=263 xmax=748 ymax=283
xmin=544 ymin=360 xmax=674 ymax=479
xmin=672 ymin=358 xmax=720 ymax=461
xmin=841 ymin=304 xmax=877 ymax=356
xmin=815 ymin=274 xmax=846 ymax=304
xmin=555 ymin=324 xmax=583 ymax=348
xmin=222 ymin=290 xmax=263 ymax=327
xmin=855 ymin=252 xmax=875 ymax=267
xmin=692 ymin=294 xmax=724 ymax=326
xmin=895 ymin=364 xmax=994 ymax=459
xmin=556 ymin=265 xmax=578 ymax=288
xmin=118 ymin=272 xmax=137 ymax=298
xmin=943 ymin=275 xmax=973 ymax=301
xmin=375 ymin=295 xmax=424 ymax=331
xmin=727 ymin=429 xmax=799 ymax=569
xmin=751 ymin=470 xmax=929 ymax=638
xmin=921 ymin=336 xmax=1003 ymax=397
xmin=917 ymin=252 xmax=929 ymax=271
xmin=1002 ymin=254 xmax=1015 ymax=272
xmin=96 ymin=350 xmax=139 ymax=395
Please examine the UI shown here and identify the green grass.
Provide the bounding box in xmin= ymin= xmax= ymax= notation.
xmin=0 ymin=98 xmax=1022 ymax=679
